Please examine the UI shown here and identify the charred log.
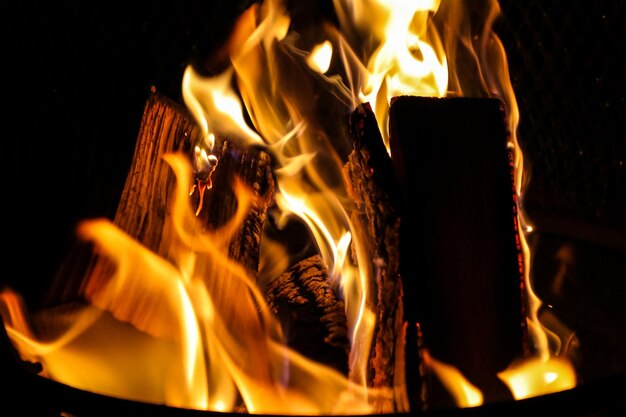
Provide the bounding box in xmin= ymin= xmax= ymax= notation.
xmin=343 ymin=103 xmax=407 ymax=412
xmin=48 ymin=91 xmax=273 ymax=302
xmin=193 ymin=138 xmax=274 ymax=277
xmin=264 ymin=255 xmax=350 ymax=375
xmin=389 ymin=96 xmax=526 ymax=408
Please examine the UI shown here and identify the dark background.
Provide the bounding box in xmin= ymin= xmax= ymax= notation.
xmin=3 ymin=1 xmax=252 ymax=304
xmin=2 ymin=0 xmax=625 ymax=383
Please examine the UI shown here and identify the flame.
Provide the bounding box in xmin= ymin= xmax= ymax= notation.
xmin=183 ymin=67 xmax=263 ymax=146
xmin=183 ymin=0 xmax=377 ymax=394
xmin=1 ymin=154 xmax=372 ymax=413
xmin=498 ymin=358 xmax=577 ymax=400
xmin=308 ymin=40 xmax=334 ymax=74
xmin=423 ymin=350 xmax=483 ymax=408
xmin=333 ymin=0 xmax=448 ymax=147
xmin=2 ymin=0 xmax=578 ymax=411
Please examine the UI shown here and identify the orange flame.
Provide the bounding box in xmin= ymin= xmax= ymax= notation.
xmin=1 ymin=154 xmax=373 ymax=413
xmin=423 ymin=350 xmax=484 ymax=408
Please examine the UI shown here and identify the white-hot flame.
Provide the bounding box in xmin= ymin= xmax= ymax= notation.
xmin=308 ymin=40 xmax=334 ymax=74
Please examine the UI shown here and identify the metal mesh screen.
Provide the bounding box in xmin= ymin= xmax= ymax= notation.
xmin=495 ymin=0 xmax=626 ymax=234
xmin=496 ymin=0 xmax=626 ymax=382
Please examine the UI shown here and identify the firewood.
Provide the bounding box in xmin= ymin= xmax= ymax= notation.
xmin=48 ymin=91 xmax=273 ymax=302
xmin=388 ymin=96 xmax=526 ymax=407
xmin=112 ymin=91 xmax=273 ymax=273
xmin=193 ymin=138 xmax=274 ymax=276
xmin=113 ymin=91 xmax=200 ymax=251
xmin=264 ymin=254 xmax=350 ymax=375
xmin=343 ymin=103 xmax=408 ymax=412
xmin=49 ymin=91 xmax=200 ymax=302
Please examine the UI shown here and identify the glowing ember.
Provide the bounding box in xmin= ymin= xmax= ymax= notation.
xmin=1 ymin=0 xmax=577 ymax=413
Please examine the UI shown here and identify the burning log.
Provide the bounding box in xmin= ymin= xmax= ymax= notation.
xmin=264 ymin=254 xmax=350 ymax=375
xmin=113 ymin=91 xmax=200 ymax=251
xmin=343 ymin=103 xmax=408 ymax=412
xmin=193 ymin=138 xmax=274 ymax=277
xmin=114 ymin=91 xmax=273 ymax=276
xmin=388 ymin=96 xmax=526 ymax=408
xmin=49 ymin=91 xmax=201 ymax=302
xmin=43 ymin=88 xmax=352 ymax=393
xmin=56 ymin=91 xmax=274 ymax=301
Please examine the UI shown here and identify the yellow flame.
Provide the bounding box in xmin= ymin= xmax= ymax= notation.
xmin=183 ymin=67 xmax=263 ymax=146
xmin=308 ymin=40 xmax=334 ymax=74
xmin=423 ymin=351 xmax=484 ymax=408
xmin=498 ymin=358 xmax=577 ymax=400
xmin=360 ymin=0 xmax=448 ymax=97
xmin=333 ymin=0 xmax=447 ymax=147
xmin=183 ymin=0 xmax=377 ymax=396
xmin=1 ymin=154 xmax=375 ymax=413
xmin=1 ymin=289 xmax=202 ymax=407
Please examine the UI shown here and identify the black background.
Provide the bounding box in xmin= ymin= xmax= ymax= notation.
xmin=3 ymin=1 xmax=252 ymax=304
xmin=2 ymin=0 xmax=625 ymax=383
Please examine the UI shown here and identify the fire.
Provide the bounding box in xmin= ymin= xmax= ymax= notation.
xmin=308 ymin=40 xmax=334 ymax=74
xmin=423 ymin=350 xmax=483 ymax=408
xmin=334 ymin=0 xmax=448 ymax=147
xmin=1 ymin=154 xmax=371 ymax=413
xmin=498 ymin=357 xmax=577 ymax=401
xmin=1 ymin=0 xmax=577 ymax=413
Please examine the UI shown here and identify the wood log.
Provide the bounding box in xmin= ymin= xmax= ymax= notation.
xmin=49 ymin=91 xmax=200 ymax=302
xmin=343 ymin=103 xmax=408 ymax=412
xmin=388 ymin=96 xmax=526 ymax=408
xmin=113 ymin=91 xmax=200 ymax=251
xmin=193 ymin=138 xmax=274 ymax=276
xmin=49 ymin=90 xmax=348 ymax=373
xmin=264 ymin=254 xmax=350 ymax=375
xmin=47 ymin=91 xmax=273 ymax=302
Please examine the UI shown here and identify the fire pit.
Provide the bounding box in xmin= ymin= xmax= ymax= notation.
xmin=3 ymin=0 xmax=625 ymax=415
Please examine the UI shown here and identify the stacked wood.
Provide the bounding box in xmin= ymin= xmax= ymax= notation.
xmin=343 ymin=103 xmax=408 ymax=412
xmin=388 ymin=96 xmax=526 ymax=408
xmin=43 ymin=90 xmax=527 ymax=412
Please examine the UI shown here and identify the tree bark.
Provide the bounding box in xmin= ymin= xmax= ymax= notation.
xmin=46 ymin=91 xmax=273 ymax=302
xmin=193 ymin=138 xmax=274 ymax=276
xmin=343 ymin=103 xmax=408 ymax=413
xmin=264 ymin=254 xmax=350 ymax=375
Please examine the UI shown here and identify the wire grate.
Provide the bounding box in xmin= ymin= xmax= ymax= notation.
xmin=496 ymin=0 xmax=625 ymax=232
